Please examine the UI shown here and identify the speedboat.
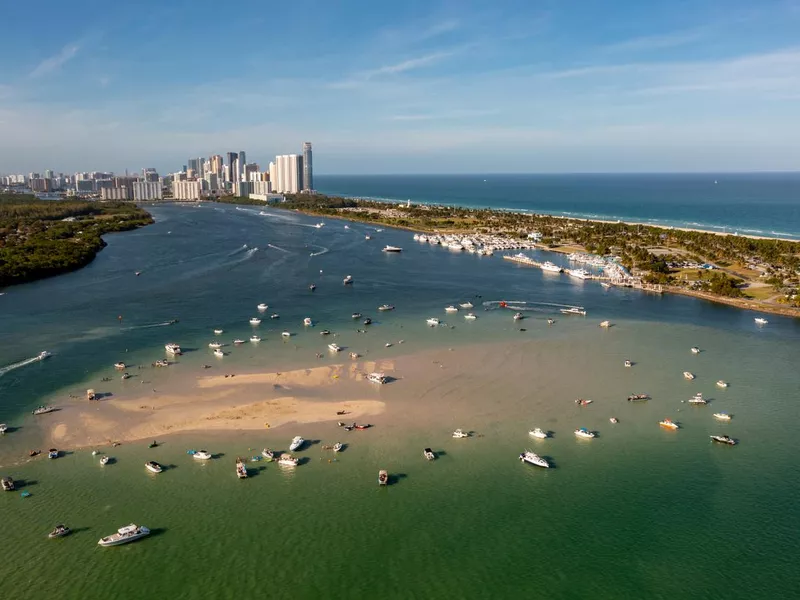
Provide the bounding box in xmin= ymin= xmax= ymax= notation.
xmin=710 ymin=434 xmax=737 ymax=445
xmin=627 ymin=393 xmax=650 ymax=401
xmin=343 ymin=275 xmax=353 ymax=285
xmin=659 ymin=419 xmax=679 ymax=430
xmin=249 ymin=317 xmax=261 ymax=325
xmin=426 ymin=317 xmax=440 ymax=326
xmin=363 ymin=317 xmax=372 ymax=325
xmin=328 ymin=343 xmax=341 ymax=353
xmin=378 ymin=470 xmax=389 ymax=485
xmin=233 ymin=339 xmax=245 ymax=345
xmin=114 ymin=362 xmax=126 ymax=370
xmin=529 ymin=428 xmax=548 ymax=439
xmin=214 ymin=329 xmax=224 ymax=335
xmin=688 ymin=393 xmax=707 ymax=405
xmin=541 ymin=262 xmax=562 ymax=273
xmin=289 ymin=436 xmax=304 ymax=451
xmin=513 ymin=312 xmax=524 ymax=321
xmin=208 ymin=341 xmax=223 ymax=349
xmin=236 ymin=458 xmax=248 ymax=478
xmin=609 ymin=417 xmax=619 ymax=424
xmin=270 ymin=314 xmax=280 ymax=319
xmin=423 ymin=448 xmax=435 ymax=460
xmin=560 ymin=307 xmax=587 ymax=316
xmin=260 ymin=449 xmax=275 ymax=461
xmin=281 ymin=331 xmax=291 ymax=338
xmin=0 ymin=424 xmax=7 ymax=434
xmin=309 ymin=284 xmax=316 ymax=291
xmin=303 ymin=317 xmax=313 ymax=326
xmin=193 ymin=450 xmax=212 ymax=460
xmin=574 ymin=427 xmax=595 ymax=439
xmin=365 ymin=235 xmax=371 ymax=240
xmin=2 ymin=476 xmax=15 ymax=491
xmin=320 ymin=329 xmax=331 ymax=336
xmin=48 ymin=524 xmax=71 ymax=539
xmin=37 ymin=350 xmax=52 ymax=360
xmin=459 ymin=302 xmax=474 ymax=309
xmin=575 ymin=398 xmax=593 ymax=406
xmin=378 ymin=304 xmax=395 ymax=311
xmin=713 ymin=412 xmax=732 ymax=421
xmin=351 ymin=312 xmax=362 ymax=319
xmin=33 ymin=405 xmax=56 ymax=416
xmin=97 ymin=524 xmax=150 ymax=547
xmin=716 ymin=380 xmax=729 ymax=388
xmin=691 ymin=347 xmax=700 ymax=354
xmin=367 ymin=372 xmax=387 ymax=384
xmin=754 ymin=317 xmax=768 ymax=325
xmin=349 ymin=352 xmax=359 ymax=359
xmin=333 ymin=442 xmax=343 ymax=453
xmin=257 ymin=303 xmax=268 ymax=311
xmin=445 ymin=306 xmax=458 ymax=313
xmin=278 ymin=454 xmax=298 ymax=467
xmin=145 ymin=461 xmax=163 ymax=473
xmin=100 ymin=456 xmax=110 ymax=465
xmin=464 ymin=313 xmax=477 ymax=320
xmin=519 ymin=450 xmax=550 ymax=468
xmin=683 ymin=371 xmax=695 ymax=380
xmin=213 ymin=349 xmax=224 ymax=358
xmin=314 ymin=223 xmax=325 ymax=229
xmin=249 ymin=335 xmax=260 ymax=342
xmin=165 ymin=343 xmax=182 ymax=355
xmin=624 ymin=360 xmax=632 ymax=368
xmin=452 ymin=429 xmax=470 ymax=438
xmin=599 ymin=320 xmax=611 ymax=328
xmin=382 ymin=246 xmax=402 ymax=253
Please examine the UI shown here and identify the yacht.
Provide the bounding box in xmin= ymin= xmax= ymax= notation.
xmin=599 ymin=320 xmax=611 ymax=328
xmin=574 ymin=427 xmax=595 ymax=439
xmin=688 ymin=393 xmax=707 ymax=405
xmin=328 ymin=343 xmax=342 ymax=353
xmin=464 ymin=313 xmax=477 ymax=320
xmin=541 ymin=262 xmax=563 ymax=273
xmin=32 ymin=406 xmax=56 ymax=416
xmin=208 ymin=341 xmax=223 ymax=349
xmin=281 ymin=331 xmax=291 ymax=338
xmin=519 ymin=450 xmax=550 ymax=468
xmin=418 ymin=235 xmax=427 ymax=242
xmin=367 ymin=372 xmax=388 ymax=384
xmin=754 ymin=317 xmax=768 ymax=325
xmin=382 ymin=246 xmax=403 ymax=253
xmin=567 ymin=268 xmax=591 ymax=280
xmin=1 ymin=476 xmax=14 ymax=492
xmin=459 ymin=302 xmax=474 ymax=309
xmin=609 ymin=417 xmax=619 ymax=424
xmin=249 ymin=335 xmax=261 ymax=343
xmin=624 ymin=360 xmax=632 ymax=368
xmin=513 ymin=312 xmax=524 ymax=321
xmin=233 ymin=339 xmax=245 ymax=345
xmin=343 ymin=275 xmax=353 ymax=285
xmin=214 ymin=329 xmax=224 ymax=335
xmin=249 ymin=317 xmax=261 ymax=325
xmin=289 ymin=436 xmax=305 ymax=451
xmin=710 ymin=434 xmax=737 ymax=446
xmin=193 ymin=450 xmax=212 ymax=460
xmin=114 ymin=362 xmax=126 ymax=370
xmin=452 ymin=429 xmax=470 ymax=438
xmin=447 ymin=242 xmax=464 ymax=251
xmin=378 ymin=470 xmax=389 ymax=485
xmin=444 ymin=306 xmax=458 ymax=313
xmin=423 ymin=448 xmax=436 ymax=460
xmin=236 ymin=458 xmax=248 ymax=479
xmin=659 ymin=419 xmax=679 ymax=430
xmin=100 ymin=456 xmax=111 ymax=465
xmin=716 ymin=380 xmax=729 ymax=388
xmin=278 ymin=454 xmax=298 ymax=467
xmin=261 ymin=449 xmax=275 ymax=461
xmin=257 ymin=303 xmax=268 ymax=311
xmin=351 ymin=312 xmax=362 ymax=319
xmin=97 ymin=524 xmax=151 ymax=547
xmin=378 ymin=304 xmax=395 ymax=311
xmin=165 ymin=343 xmax=182 ymax=355
xmin=48 ymin=524 xmax=71 ymax=539
xmin=560 ymin=307 xmax=587 ymax=316
xmin=713 ymin=412 xmax=732 ymax=421
xmin=426 ymin=317 xmax=440 ymax=326
xmin=213 ymin=349 xmax=224 ymax=358
xmin=303 ymin=317 xmax=313 ymax=326
xmin=683 ymin=371 xmax=695 ymax=380
xmin=145 ymin=461 xmax=163 ymax=473
xmin=691 ymin=347 xmax=700 ymax=354
xmin=529 ymin=428 xmax=548 ymax=439
xmin=37 ymin=350 xmax=52 ymax=361
xmin=333 ymin=442 xmax=343 ymax=453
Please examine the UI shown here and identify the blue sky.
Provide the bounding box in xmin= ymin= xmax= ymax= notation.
xmin=2 ymin=0 xmax=800 ymax=174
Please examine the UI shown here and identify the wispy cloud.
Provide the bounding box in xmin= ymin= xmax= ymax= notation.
xmin=29 ymin=43 xmax=81 ymax=78
xmin=603 ymin=30 xmax=704 ymax=52
xmin=389 ymin=108 xmax=498 ymax=121
xmin=330 ymin=50 xmax=458 ymax=89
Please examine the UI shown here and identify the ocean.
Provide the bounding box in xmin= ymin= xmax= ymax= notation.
xmin=1 ymin=202 xmax=799 ymax=599
xmin=317 ymin=173 xmax=800 ymax=239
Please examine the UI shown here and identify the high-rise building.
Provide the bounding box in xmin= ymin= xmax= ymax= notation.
xmin=302 ymin=142 xmax=313 ymax=192
xmin=238 ymin=151 xmax=246 ymax=169
xmin=210 ymin=155 xmax=224 ymax=176
xmin=44 ymin=169 xmax=53 ymax=179
xmin=188 ymin=158 xmax=202 ymax=177
xmin=173 ymin=180 xmax=202 ymax=200
xmin=133 ymin=181 xmax=163 ymax=201
xmin=269 ymin=162 xmax=276 ymax=186
xmin=273 ymin=154 xmax=302 ymax=193
xmin=226 ymin=152 xmax=238 ymax=183
xmin=101 ymin=187 xmax=130 ymax=201
xmin=142 ymin=168 xmax=159 ymax=182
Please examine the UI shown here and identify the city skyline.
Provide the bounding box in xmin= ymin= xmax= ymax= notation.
xmin=2 ymin=1 xmax=800 ymax=174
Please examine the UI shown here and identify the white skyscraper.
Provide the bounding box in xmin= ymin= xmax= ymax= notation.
xmin=274 ymin=154 xmax=302 ymax=193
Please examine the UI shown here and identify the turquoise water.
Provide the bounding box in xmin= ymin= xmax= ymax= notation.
xmin=1 ymin=203 xmax=799 ymax=599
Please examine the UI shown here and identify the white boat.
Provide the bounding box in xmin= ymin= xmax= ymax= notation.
xmin=688 ymin=393 xmax=707 ymax=405
xmin=213 ymin=349 xmax=224 ymax=358
xmin=1 ymin=476 xmax=14 ymax=491
xmin=278 ymin=454 xmax=298 ymax=467
xmin=382 ymin=246 xmax=402 ymax=253
xmin=48 ymin=448 xmax=59 ymax=459
xmin=270 ymin=314 xmax=280 ymax=319
xmin=261 ymin=449 xmax=275 ymax=461
xmin=459 ymin=302 xmax=474 ymax=309
xmin=193 ymin=450 xmax=212 ymax=460
xmin=303 ymin=317 xmax=313 ymax=326
xmin=349 ymin=352 xmax=359 ymax=359
xmin=281 ymin=331 xmax=291 ymax=338
xmin=452 ymin=429 xmax=470 ymax=438
xmin=37 ymin=350 xmax=52 ymax=361
xmin=257 ymin=303 xmax=268 ymax=311
xmin=214 ymin=329 xmax=224 ymax=335
xmin=423 ymin=447 xmax=436 ymax=460
xmin=365 ymin=235 xmax=371 ymax=240
xmin=208 ymin=341 xmax=222 ymax=349
xmin=601 ymin=282 xmax=612 ymax=288
xmin=716 ymin=380 xmax=729 ymax=388
xmin=145 ymin=461 xmax=162 ymax=474
xmin=165 ymin=343 xmax=182 ymax=355
xmin=713 ymin=412 xmax=732 ymax=421
xmin=314 ymin=222 xmax=325 ymax=229
xmin=447 ymin=243 xmax=464 ymax=251
xmin=97 ymin=524 xmax=151 ymax=547
xmin=464 ymin=313 xmax=477 ymax=320
xmin=567 ymin=268 xmax=591 ymax=280
xmin=529 ymin=428 xmax=548 ymax=439
xmin=659 ymin=419 xmax=679 ymax=430
xmin=249 ymin=318 xmax=261 ymax=325
xmin=236 ymin=458 xmax=248 ymax=479
xmin=683 ymin=371 xmax=695 ymax=380
xmin=444 ymin=306 xmax=458 ymax=313
xmin=289 ymin=436 xmax=304 ymax=451
xmin=426 ymin=317 xmax=440 ymax=326
xmin=121 ymin=372 xmax=132 ymax=380
xmin=333 ymin=442 xmax=343 ymax=452
xmin=0 ymin=424 xmax=7 ymax=434
xmin=378 ymin=304 xmax=395 ymax=311
xmin=513 ymin=312 xmax=524 ymax=321
xmin=547 ymin=318 xmax=554 ymax=325
xmin=609 ymin=417 xmax=619 ymax=424
xmin=574 ymin=427 xmax=595 ymax=439
xmin=233 ymin=339 xmax=245 ymax=345
xmin=691 ymin=347 xmax=700 ymax=354
xmin=519 ymin=450 xmax=550 ymax=468
xmin=32 ymin=406 xmax=56 ymax=416
xmin=367 ymin=372 xmax=388 ymax=384
xmin=328 ymin=343 xmax=341 ymax=353
xmin=541 ymin=262 xmax=562 ymax=273
xmin=754 ymin=317 xmax=768 ymax=325
xmin=624 ymin=360 xmax=632 ymax=368
xmin=343 ymin=275 xmax=353 ymax=285
xmin=100 ymin=456 xmax=110 ymax=465
xmin=114 ymin=362 xmax=126 ymax=370
xmin=599 ymin=320 xmax=611 ymax=328
xmin=710 ymin=434 xmax=737 ymax=446
xmin=560 ymin=307 xmax=587 ymax=316
xmin=378 ymin=470 xmax=389 ymax=485
xmin=249 ymin=335 xmax=261 ymax=343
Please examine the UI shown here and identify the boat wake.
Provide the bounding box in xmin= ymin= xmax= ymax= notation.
xmin=229 ymin=247 xmax=258 ymax=264
xmin=482 ymin=300 xmax=579 ymax=313
xmin=267 ymin=244 xmax=290 ymax=253
xmin=227 ymin=244 xmax=250 ymax=257
xmin=121 ymin=321 xmax=178 ymax=331
xmin=0 ymin=354 xmax=48 ymax=378
xmin=308 ymin=246 xmax=329 ymax=257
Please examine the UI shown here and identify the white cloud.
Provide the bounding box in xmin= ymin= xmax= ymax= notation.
xmin=29 ymin=43 xmax=80 ymax=78
xmin=603 ymin=30 xmax=704 ymax=52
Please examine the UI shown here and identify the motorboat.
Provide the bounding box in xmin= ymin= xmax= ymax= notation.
xmin=547 ymin=318 xmax=555 ymax=325
xmin=37 ymin=350 xmax=52 ymax=360
xmin=97 ymin=524 xmax=150 ymax=547
xmin=365 ymin=235 xmax=371 ymax=240
xmin=659 ymin=419 xmax=679 ymax=430
xmin=513 ymin=312 xmax=524 ymax=321
xmin=48 ymin=524 xmax=71 ymax=539
xmin=249 ymin=317 xmax=261 ymax=325
xmin=214 ymin=329 xmax=224 ymax=335
xmin=213 ymin=349 xmax=224 ymax=358
xmin=1 ymin=476 xmax=14 ymax=491
xmin=333 ymin=442 xmax=343 ymax=452
xmin=154 ymin=359 xmax=169 ymax=367
xmin=384 ymin=343 xmax=393 ymax=347
xmin=601 ymin=282 xmax=612 ymax=288
xmin=121 ymin=372 xmax=132 ymax=380
xmin=754 ymin=317 xmax=768 ymax=325
xmin=627 ymin=393 xmax=650 ymax=402
xmin=459 ymin=302 xmax=474 ymax=309
xmin=444 ymin=306 xmax=458 ymax=313
xmin=320 ymin=329 xmax=331 ymax=336
xmin=382 ymin=246 xmax=402 ymax=253
xmin=351 ymin=312 xmax=362 ymax=319
xmin=257 ymin=303 xmax=268 ymax=311
xmin=377 ymin=304 xmax=395 ymax=311
xmin=567 ymin=268 xmax=591 ymax=280
xmin=233 ymin=339 xmax=245 ymax=345
xmin=314 ymin=222 xmax=325 ymax=229
xmin=560 ymin=307 xmax=587 ymax=316
xmin=281 ymin=331 xmax=291 ymax=338
xmin=48 ymin=448 xmax=59 ymax=459
xmin=278 ymin=454 xmax=298 ymax=467
xmin=208 ymin=341 xmax=223 ymax=349
xmin=464 ymin=313 xmax=477 ymax=320
xmin=289 ymin=436 xmax=305 ymax=451
xmin=261 ymin=449 xmax=275 ymax=461
xmin=574 ymin=427 xmax=595 ymax=439
xmin=328 ymin=343 xmax=342 ymax=353
xmin=270 ymin=314 xmax=280 ymax=319
xmin=519 ymin=450 xmax=550 ymax=468
xmin=193 ymin=450 xmax=212 ymax=460
xmin=426 ymin=317 xmax=440 ymax=326
xmin=599 ymin=320 xmax=611 ymax=328
xmin=541 ymin=262 xmax=562 ymax=273
xmin=624 ymin=360 xmax=632 ymax=368
xmin=114 ymin=362 xmax=126 ymax=370
xmin=363 ymin=318 xmax=372 ymax=325
xmin=529 ymin=428 xmax=548 ymax=439
xmin=710 ymin=435 xmax=737 ymax=445
xmin=343 ymin=275 xmax=353 ymax=285
xmin=609 ymin=417 xmax=619 ymax=424
xmin=688 ymin=393 xmax=707 ymax=405
xmin=0 ymin=424 xmax=7 ymax=434
xmin=575 ymin=398 xmax=593 ymax=406
xmin=349 ymin=352 xmax=359 ymax=359
xmin=452 ymin=429 xmax=470 ymax=438
xmin=353 ymin=423 xmax=372 ymax=431
xmin=303 ymin=317 xmax=313 ymax=326
xmin=367 ymin=372 xmax=387 ymax=384
xmin=378 ymin=470 xmax=389 ymax=485
xmin=145 ymin=461 xmax=163 ymax=473
xmin=423 ymin=448 xmax=436 ymax=460
xmin=165 ymin=343 xmax=182 ymax=355
xmin=249 ymin=335 xmax=261 ymax=342
xmin=716 ymin=380 xmax=729 ymax=388
xmin=683 ymin=371 xmax=695 ymax=380
xmin=236 ymin=458 xmax=248 ymax=478
xmin=100 ymin=456 xmax=110 ymax=465
xmin=713 ymin=412 xmax=732 ymax=421
xmin=32 ymin=406 xmax=56 ymax=416
xmin=309 ymin=284 xmax=316 ymax=291
xmin=691 ymin=347 xmax=700 ymax=354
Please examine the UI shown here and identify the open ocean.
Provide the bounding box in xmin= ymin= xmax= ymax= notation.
xmin=317 ymin=173 xmax=800 ymax=239
xmin=1 ymin=202 xmax=799 ymax=599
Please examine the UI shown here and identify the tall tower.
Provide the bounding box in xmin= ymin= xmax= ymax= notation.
xmin=302 ymin=142 xmax=313 ymax=192
xmin=226 ymin=152 xmax=238 ymax=183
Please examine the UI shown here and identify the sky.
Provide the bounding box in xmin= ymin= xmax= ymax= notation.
xmin=1 ymin=0 xmax=800 ymax=174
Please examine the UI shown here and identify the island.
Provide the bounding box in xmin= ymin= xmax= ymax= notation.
xmin=0 ymin=193 xmax=153 ymax=287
